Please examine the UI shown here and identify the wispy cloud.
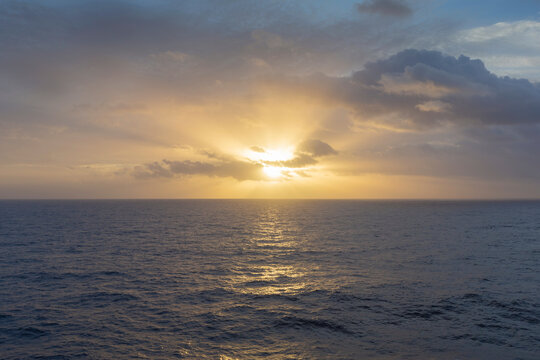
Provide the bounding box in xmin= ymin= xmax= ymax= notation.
xmin=442 ymin=21 xmax=540 ymax=80
xmin=356 ymin=0 xmax=412 ymax=17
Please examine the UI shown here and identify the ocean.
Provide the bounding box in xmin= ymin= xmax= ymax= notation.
xmin=0 ymin=200 xmax=538 ymax=359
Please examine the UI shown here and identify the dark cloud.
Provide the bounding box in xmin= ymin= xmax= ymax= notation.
xmin=133 ymin=159 xmax=264 ymax=181
xmin=141 ymin=161 xmax=174 ymax=178
xmin=293 ymin=49 xmax=540 ymax=129
xmin=356 ymin=0 xmax=412 ymax=17
xmin=265 ymin=153 xmax=319 ymax=168
xmin=297 ymin=139 xmax=338 ymax=157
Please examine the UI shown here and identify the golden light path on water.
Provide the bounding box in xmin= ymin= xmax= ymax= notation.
xmin=225 ymin=204 xmax=309 ymax=297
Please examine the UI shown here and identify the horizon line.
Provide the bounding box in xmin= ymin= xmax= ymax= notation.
xmin=1 ymin=198 xmax=540 ymax=201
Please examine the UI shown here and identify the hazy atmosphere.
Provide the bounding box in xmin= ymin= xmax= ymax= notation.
xmin=2 ymin=3 xmax=540 ymax=359
xmin=2 ymin=0 xmax=540 ymax=198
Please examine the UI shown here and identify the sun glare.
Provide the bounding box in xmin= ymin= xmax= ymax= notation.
xmin=263 ymin=166 xmax=283 ymax=178
xmin=244 ymin=146 xmax=296 ymax=180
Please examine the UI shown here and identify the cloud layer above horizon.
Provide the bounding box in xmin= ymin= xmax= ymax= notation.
xmin=1 ymin=0 xmax=540 ymax=198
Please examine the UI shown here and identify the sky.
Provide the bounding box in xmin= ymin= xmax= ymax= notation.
xmin=1 ymin=0 xmax=540 ymax=199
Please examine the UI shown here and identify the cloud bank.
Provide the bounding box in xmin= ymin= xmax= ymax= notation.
xmin=297 ymin=49 xmax=540 ymax=129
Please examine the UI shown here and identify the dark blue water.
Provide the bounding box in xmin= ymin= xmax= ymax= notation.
xmin=0 ymin=200 xmax=539 ymax=359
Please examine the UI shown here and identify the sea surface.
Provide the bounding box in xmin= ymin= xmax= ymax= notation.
xmin=0 ymin=200 xmax=539 ymax=359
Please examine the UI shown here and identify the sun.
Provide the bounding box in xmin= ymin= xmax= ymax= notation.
xmin=263 ymin=166 xmax=283 ymax=178
xmin=244 ymin=146 xmax=295 ymax=179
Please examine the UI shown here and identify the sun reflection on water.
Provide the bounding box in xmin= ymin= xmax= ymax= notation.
xmin=226 ymin=206 xmax=310 ymax=296
xmin=228 ymin=264 xmax=306 ymax=296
